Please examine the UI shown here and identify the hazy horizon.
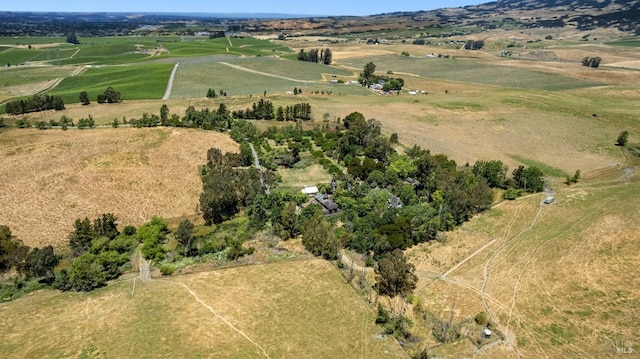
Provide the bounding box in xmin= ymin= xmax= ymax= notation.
xmin=1 ymin=0 xmax=488 ymax=17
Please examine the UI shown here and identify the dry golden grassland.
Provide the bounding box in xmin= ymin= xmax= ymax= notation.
xmin=407 ymin=162 xmax=640 ymax=358
xmin=0 ymin=260 xmax=406 ymax=358
xmin=0 ymin=127 xmax=238 ymax=248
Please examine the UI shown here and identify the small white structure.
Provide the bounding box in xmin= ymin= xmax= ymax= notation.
xmin=543 ymin=196 xmax=555 ymax=204
xmin=483 ymin=328 xmax=492 ymax=338
xmin=301 ymin=186 xmax=319 ymax=196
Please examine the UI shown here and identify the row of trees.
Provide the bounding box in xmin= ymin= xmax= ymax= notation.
xmin=5 ymin=94 xmax=65 ymax=115
xmin=297 ymin=48 xmax=332 ymax=65
xmin=230 ymin=99 xmax=312 ymax=121
xmin=79 ymin=87 xmax=122 ymax=105
xmin=206 ymin=88 xmax=227 ymax=98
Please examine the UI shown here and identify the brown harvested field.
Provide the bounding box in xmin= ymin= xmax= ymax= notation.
xmin=0 ymin=127 xmax=238 ymax=248
xmin=0 ymin=259 xmax=406 ymax=358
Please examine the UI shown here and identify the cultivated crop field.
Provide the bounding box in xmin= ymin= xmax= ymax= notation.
xmin=170 ymin=56 xmax=370 ymax=98
xmin=48 ymin=63 xmax=174 ymax=104
xmin=0 ymin=127 xmax=238 ymax=248
xmin=0 ymin=260 xmax=405 ymax=358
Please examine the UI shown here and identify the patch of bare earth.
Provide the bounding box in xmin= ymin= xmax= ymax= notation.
xmin=0 ymin=127 xmax=238 ymax=248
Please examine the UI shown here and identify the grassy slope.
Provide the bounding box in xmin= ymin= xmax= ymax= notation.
xmin=409 ymin=161 xmax=640 ymax=358
xmin=0 ymin=260 xmax=405 ymax=358
xmin=0 ymin=127 xmax=239 ymax=248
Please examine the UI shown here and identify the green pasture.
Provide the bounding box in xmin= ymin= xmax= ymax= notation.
xmin=0 ymin=47 xmax=47 ymax=65
xmin=60 ymin=42 xmax=157 ymax=65
xmin=0 ymin=37 xmax=66 ymax=45
xmin=0 ymin=66 xmax=77 ymax=87
xmin=225 ymin=57 xmax=354 ymax=81
xmin=344 ymin=54 xmax=603 ymax=91
xmin=47 ymin=64 xmax=173 ymax=104
xmin=162 ymin=37 xmax=291 ymax=57
xmin=170 ymin=57 xmax=370 ymax=98
xmin=227 ymin=36 xmax=290 ymax=52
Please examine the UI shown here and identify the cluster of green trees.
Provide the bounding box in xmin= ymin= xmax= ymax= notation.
xmin=78 ymin=87 xmax=121 ymax=105
xmin=0 ymin=226 xmax=59 ymax=288
xmin=231 ymin=99 xmax=312 ymax=121
xmin=6 ymin=94 xmax=65 ymax=115
xmin=464 ymin=40 xmax=485 ymax=50
xmin=96 ymin=86 xmax=122 ymax=103
xmin=359 ymin=62 xmax=378 ymax=86
xmin=200 ymin=147 xmax=273 ymax=225
xmin=358 ymin=62 xmax=405 ymax=91
xmin=206 ymin=88 xmax=227 ymax=98
xmin=472 ymin=160 xmax=546 ymax=195
xmin=65 ymin=32 xmax=79 ymax=44
xmin=297 ymin=48 xmax=332 ymax=65
xmin=77 ymin=115 xmax=95 ymax=129
xmin=242 ymin=112 xmax=544 ymax=262
xmin=582 ymin=56 xmax=602 ymax=68
xmin=54 ymin=214 xmax=138 ymax=291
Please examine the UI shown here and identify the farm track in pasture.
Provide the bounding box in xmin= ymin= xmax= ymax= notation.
xmin=219 ymin=62 xmax=314 ymax=83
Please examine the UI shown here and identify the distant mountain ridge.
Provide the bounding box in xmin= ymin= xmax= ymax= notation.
xmin=0 ymin=0 xmax=638 ymax=37
xmin=433 ymin=0 xmax=640 ymax=33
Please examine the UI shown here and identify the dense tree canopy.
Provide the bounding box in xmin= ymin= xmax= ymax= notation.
xmin=375 ymin=249 xmax=418 ymax=298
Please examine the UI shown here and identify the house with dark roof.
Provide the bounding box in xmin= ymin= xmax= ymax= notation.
xmin=315 ymin=193 xmax=340 ymax=215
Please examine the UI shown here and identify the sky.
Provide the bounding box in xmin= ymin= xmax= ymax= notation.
xmin=1 ymin=1 xmax=487 ymax=16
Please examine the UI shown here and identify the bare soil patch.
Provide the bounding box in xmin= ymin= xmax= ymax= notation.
xmin=0 ymin=127 xmax=238 ymax=248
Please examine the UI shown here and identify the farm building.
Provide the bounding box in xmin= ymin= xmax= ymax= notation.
xmin=315 ymin=193 xmax=340 ymax=215
xmin=302 ymin=186 xmax=319 ymax=196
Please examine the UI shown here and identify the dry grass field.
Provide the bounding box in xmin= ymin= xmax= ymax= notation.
xmin=0 ymin=259 xmax=406 ymax=358
xmin=406 ymin=161 xmax=640 ymax=358
xmin=1 ymin=28 xmax=639 ymax=358
xmin=0 ymin=127 xmax=238 ymax=248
